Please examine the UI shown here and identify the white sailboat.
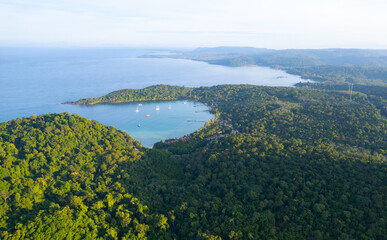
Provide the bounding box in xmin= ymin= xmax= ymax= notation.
xmin=135 ymin=107 xmax=139 ymax=112
xmin=168 ymin=104 xmax=172 ymax=110
xmin=156 ymin=106 xmax=160 ymax=111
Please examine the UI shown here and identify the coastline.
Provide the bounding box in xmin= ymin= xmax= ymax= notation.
xmin=138 ymin=54 xmax=313 ymax=85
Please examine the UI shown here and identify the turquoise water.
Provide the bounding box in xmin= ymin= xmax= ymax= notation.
xmin=0 ymin=48 xmax=307 ymax=146
xmin=69 ymin=100 xmax=212 ymax=147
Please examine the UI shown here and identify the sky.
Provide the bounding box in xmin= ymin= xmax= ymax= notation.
xmin=1 ymin=0 xmax=387 ymax=49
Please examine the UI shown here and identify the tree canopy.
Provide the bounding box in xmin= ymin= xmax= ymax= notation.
xmin=2 ymin=84 xmax=387 ymax=239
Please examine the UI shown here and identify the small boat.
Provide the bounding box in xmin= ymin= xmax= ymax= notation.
xmin=137 ymin=124 xmax=141 ymax=127
xmin=183 ymin=102 xmax=187 ymax=104
xmin=168 ymin=104 xmax=171 ymax=110
xmin=156 ymin=106 xmax=160 ymax=111
xmin=146 ymin=114 xmax=150 ymax=117
xmin=135 ymin=107 xmax=139 ymax=112
xmin=138 ymin=104 xmax=142 ymax=106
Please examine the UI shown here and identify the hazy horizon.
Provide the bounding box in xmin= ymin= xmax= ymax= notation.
xmin=1 ymin=0 xmax=387 ymax=49
xmin=2 ymin=45 xmax=387 ymax=51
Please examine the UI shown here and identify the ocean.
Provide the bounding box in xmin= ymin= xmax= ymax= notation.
xmin=0 ymin=48 xmax=306 ymax=146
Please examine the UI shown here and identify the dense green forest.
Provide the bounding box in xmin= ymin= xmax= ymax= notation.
xmin=2 ymin=84 xmax=387 ymax=239
xmin=0 ymin=113 xmax=169 ymax=239
xmin=130 ymin=85 xmax=387 ymax=239
xmin=66 ymin=85 xmax=193 ymax=105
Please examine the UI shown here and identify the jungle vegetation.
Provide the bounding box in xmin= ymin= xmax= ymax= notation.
xmin=2 ymin=84 xmax=386 ymax=239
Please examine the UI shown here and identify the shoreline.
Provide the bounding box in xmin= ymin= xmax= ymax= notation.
xmin=61 ymin=98 xmax=195 ymax=106
xmin=138 ymin=54 xmax=314 ymax=84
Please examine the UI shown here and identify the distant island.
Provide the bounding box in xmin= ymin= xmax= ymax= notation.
xmin=141 ymin=47 xmax=387 ymax=88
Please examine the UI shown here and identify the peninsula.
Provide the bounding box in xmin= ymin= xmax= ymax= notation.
xmin=2 ymin=83 xmax=386 ymax=239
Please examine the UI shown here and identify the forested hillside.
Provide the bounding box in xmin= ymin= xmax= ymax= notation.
xmin=67 ymin=85 xmax=193 ymax=105
xmin=0 ymin=113 xmax=169 ymax=239
xmin=2 ymin=85 xmax=387 ymax=239
xmin=129 ymin=85 xmax=387 ymax=239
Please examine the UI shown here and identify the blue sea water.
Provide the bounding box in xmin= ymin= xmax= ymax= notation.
xmin=69 ymin=100 xmax=212 ymax=147
xmin=0 ymin=48 xmax=307 ymax=146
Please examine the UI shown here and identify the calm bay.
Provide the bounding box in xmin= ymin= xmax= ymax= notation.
xmin=0 ymin=48 xmax=307 ymax=146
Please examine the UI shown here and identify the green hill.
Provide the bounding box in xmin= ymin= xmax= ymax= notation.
xmin=0 ymin=113 xmax=168 ymax=239
xmin=2 ymin=85 xmax=387 ymax=239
